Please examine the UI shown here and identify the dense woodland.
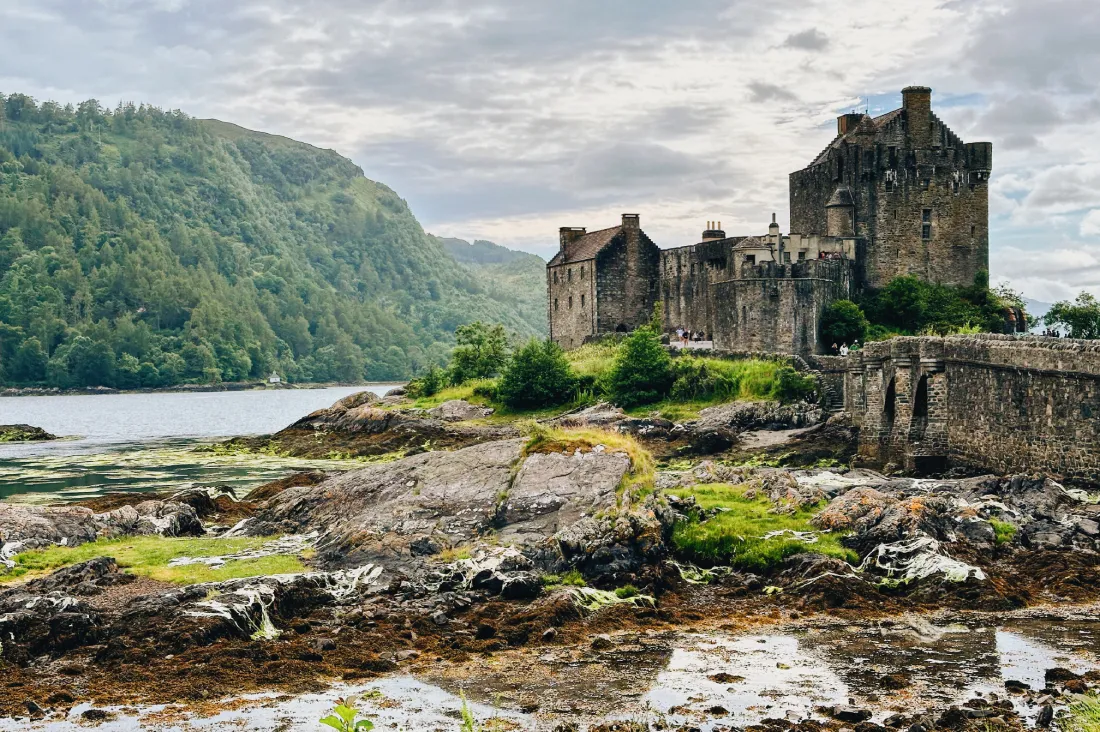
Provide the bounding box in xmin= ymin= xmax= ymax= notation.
xmin=0 ymin=93 xmax=546 ymax=388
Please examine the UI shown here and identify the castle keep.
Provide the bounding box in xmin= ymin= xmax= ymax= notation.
xmin=547 ymin=86 xmax=992 ymax=354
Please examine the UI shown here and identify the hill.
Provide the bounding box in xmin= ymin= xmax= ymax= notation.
xmin=0 ymin=93 xmax=547 ymax=387
xmin=432 ymin=236 xmax=546 ymax=333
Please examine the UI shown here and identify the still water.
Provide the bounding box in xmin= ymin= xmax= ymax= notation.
xmin=0 ymin=385 xmax=398 ymax=503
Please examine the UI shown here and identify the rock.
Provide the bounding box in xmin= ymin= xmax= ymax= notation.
xmin=431 ymin=610 xmax=449 ymax=626
xmin=168 ymin=486 xmax=236 ymax=518
xmin=475 ymin=623 xmax=497 ymax=640
xmin=708 ymin=672 xmax=745 ymax=684
xmin=1045 ymin=667 xmax=1081 ymax=683
xmin=591 ymin=634 xmax=613 ymax=651
xmin=541 ymin=627 xmax=558 ymax=642
xmin=310 ymin=637 xmax=337 ymax=652
xmin=550 ymin=403 xmax=626 ymax=428
xmin=683 ymin=400 xmax=824 ymax=454
xmin=0 ymin=424 xmax=56 ymax=442
xmin=384 ymin=386 xmax=407 ymax=398
xmin=395 ymin=649 xmax=420 ymax=661
xmin=1077 ymin=518 xmax=1099 ymax=537
xmin=24 ymin=700 xmax=44 ymax=716
xmin=46 ymin=690 xmax=75 ymax=705
xmin=425 ymin=399 xmax=493 ymax=421
xmin=94 ymin=500 xmax=204 ymax=541
xmin=1036 ymin=704 xmax=1054 ymax=728
xmin=81 ymin=709 xmax=111 ymax=721
xmin=1004 ymin=679 xmax=1030 ymax=692
xmin=335 ymin=391 xmax=380 ymax=410
xmin=830 ymin=706 xmax=873 ymax=723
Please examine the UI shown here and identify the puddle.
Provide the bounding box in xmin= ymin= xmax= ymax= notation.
xmin=3 ymin=614 xmax=1098 ymax=730
xmin=0 ymin=676 xmax=529 ymax=731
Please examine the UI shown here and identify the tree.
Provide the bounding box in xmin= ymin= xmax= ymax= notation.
xmin=605 ymin=326 xmax=673 ymax=408
xmin=10 ymin=337 xmax=47 ymax=383
xmin=1045 ymin=293 xmax=1100 ymax=339
xmin=66 ymin=336 xmax=115 ymax=387
xmin=449 ymin=321 xmax=510 ymax=384
xmin=821 ymin=300 xmax=869 ymax=346
xmin=496 ymin=339 xmax=576 ymax=410
xmin=874 ymin=276 xmax=930 ymax=329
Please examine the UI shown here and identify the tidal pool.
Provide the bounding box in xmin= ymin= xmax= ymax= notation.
xmin=2 ymin=613 xmax=1097 ymax=731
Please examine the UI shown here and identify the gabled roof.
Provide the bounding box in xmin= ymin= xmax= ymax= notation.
xmin=548 ymin=225 xmax=622 ymax=266
xmin=806 ymin=108 xmax=907 ymax=168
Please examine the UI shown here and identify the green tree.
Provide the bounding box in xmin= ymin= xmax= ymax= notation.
xmin=66 ymin=336 xmax=115 ymax=387
xmin=115 ymin=353 xmax=142 ymax=389
xmin=820 ymin=300 xmax=869 ymax=346
xmin=449 ymin=321 xmax=510 ymax=384
xmin=874 ymin=276 xmax=930 ymax=329
xmin=1045 ymin=293 xmax=1100 ymax=339
xmin=496 ymin=339 xmax=576 ymax=410
xmin=10 ymin=337 xmax=47 ymax=383
xmin=605 ymin=326 xmax=673 ymax=408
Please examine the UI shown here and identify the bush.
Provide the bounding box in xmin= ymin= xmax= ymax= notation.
xmin=605 ymin=326 xmax=673 ymax=408
xmin=772 ymin=366 xmax=816 ymax=403
xmin=821 ymin=300 xmax=869 ymax=346
xmin=496 ymin=339 xmax=577 ymax=410
xmin=448 ymin=321 xmax=510 ymax=384
xmin=406 ymin=364 xmax=445 ymax=398
xmin=670 ymin=357 xmax=739 ymax=401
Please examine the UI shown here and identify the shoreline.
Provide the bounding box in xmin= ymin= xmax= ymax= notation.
xmin=0 ymin=381 xmax=406 ymax=399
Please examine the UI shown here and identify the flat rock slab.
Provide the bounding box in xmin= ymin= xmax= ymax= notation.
xmin=251 ymin=438 xmax=632 ymax=567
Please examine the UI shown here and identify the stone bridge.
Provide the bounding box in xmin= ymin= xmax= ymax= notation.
xmin=836 ymin=334 xmax=1100 ymax=481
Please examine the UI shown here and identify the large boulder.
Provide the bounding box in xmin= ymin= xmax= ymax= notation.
xmin=426 ymin=399 xmax=494 ymax=421
xmin=682 ymin=400 xmax=823 ymax=454
xmin=0 ymin=424 xmax=57 ymax=442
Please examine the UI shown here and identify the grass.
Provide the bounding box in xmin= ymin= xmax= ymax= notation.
xmin=541 ymin=568 xmax=587 ymax=587
xmin=522 ymin=424 xmax=656 ymax=501
xmin=1 ymin=535 xmax=307 ymax=585
xmin=1063 ymin=694 xmax=1100 ymax=732
xmin=566 ymin=341 xmax=619 ymax=381
xmin=669 ymin=483 xmax=857 ymax=573
xmin=614 ymin=584 xmax=639 ymax=599
xmin=990 ymin=518 xmax=1017 ymax=546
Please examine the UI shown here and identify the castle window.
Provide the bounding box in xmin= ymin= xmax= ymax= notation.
xmin=690 ymin=263 xmax=695 ymax=275
xmin=971 ymin=225 xmax=976 ymax=236
xmin=885 ymin=179 xmax=893 ymax=192
xmin=888 ymin=146 xmax=897 ymax=167
xmin=554 ymin=298 xmax=559 ymax=311
xmin=581 ymin=294 xmax=585 ymax=307
xmin=745 ymin=254 xmax=756 ymax=265
xmin=783 ymin=252 xmax=791 ymax=263
xmin=581 ymin=266 xmax=585 ymax=278
xmin=921 ymin=209 xmax=932 ymax=240
xmin=797 ymin=251 xmax=806 ymax=261
xmin=553 ymin=271 xmax=558 ymax=283
xmin=921 ymin=179 xmax=931 ymax=190
xmin=568 ymin=268 xmax=573 ymax=282
xmin=568 ymin=296 xmax=573 ymax=308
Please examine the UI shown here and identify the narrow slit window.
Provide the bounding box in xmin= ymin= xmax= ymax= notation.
xmin=568 ymin=296 xmax=573 ymax=309
xmin=580 ymin=294 xmax=585 ymax=307
xmin=921 ymin=209 xmax=932 ymax=240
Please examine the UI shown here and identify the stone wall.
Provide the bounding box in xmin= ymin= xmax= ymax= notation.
xmin=548 ymin=260 xmax=597 ymax=350
xmin=710 ymin=259 xmax=854 ymax=356
xmin=844 ymin=334 xmax=1100 ymax=480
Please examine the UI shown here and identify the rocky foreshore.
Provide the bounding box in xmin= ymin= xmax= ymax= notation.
xmin=0 ymin=391 xmax=1098 ymax=730
xmin=0 ymin=424 xmax=56 ymax=442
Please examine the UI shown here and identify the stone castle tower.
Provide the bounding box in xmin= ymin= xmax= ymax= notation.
xmin=789 ymin=86 xmax=992 ymax=289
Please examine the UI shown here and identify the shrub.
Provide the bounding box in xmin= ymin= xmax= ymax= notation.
xmin=821 ymin=300 xmax=869 ymax=346
xmin=614 ymin=584 xmax=639 ymax=599
xmin=449 ymin=321 xmax=510 ymax=384
xmin=496 ymin=338 xmax=577 ymax=410
xmin=407 ymin=364 xmax=445 ymax=398
xmin=605 ymin=326 xmax=673 ymax=408
xmin=320 ymin=696 xmax=374 ymax=731
xmin=771 ymin=366 xmax=816 ymax=403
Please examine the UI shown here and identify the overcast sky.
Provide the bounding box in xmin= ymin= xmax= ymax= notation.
xmin=2 ymin=0 xmax=1098 ymax=302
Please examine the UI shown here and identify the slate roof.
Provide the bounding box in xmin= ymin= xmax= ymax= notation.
xmin=547 ymin=225 xmax=622 ymax=266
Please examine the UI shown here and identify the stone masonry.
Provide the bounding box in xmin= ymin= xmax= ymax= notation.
xmin=844 ymin=334 xmax=1100 ymax=481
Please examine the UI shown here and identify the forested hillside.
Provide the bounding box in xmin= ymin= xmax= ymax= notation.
xmin=434 ymin=236 xmax=546 ymax=332
xmin=0 ymin=93 xmax=547 ymax=388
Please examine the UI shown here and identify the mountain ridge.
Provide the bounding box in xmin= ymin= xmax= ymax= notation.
xmin=0 ymin=93 xmax=547 ymax=387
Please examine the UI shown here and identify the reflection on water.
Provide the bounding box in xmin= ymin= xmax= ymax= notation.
xmin=1 ymin=617 xmax=1098 ymax=730
xmin=0 ymin=385 xmax=397 ymax=503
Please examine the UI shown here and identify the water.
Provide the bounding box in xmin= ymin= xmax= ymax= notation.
xmin=0 ymin=385 xmax=399 ymax=503
xmin=4 ymin=615 xmax=1097 ymax=730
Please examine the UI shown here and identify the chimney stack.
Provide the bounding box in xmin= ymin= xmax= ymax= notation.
xmin=837 ymin=112 xmax=864 ymax=136
xmin=559 ymin=226 xmax=586 ymax=254
xmin=902 ymin=86 xmax=932 ymax=147
xmin=621 ymin=213 xmax=640 ymax=230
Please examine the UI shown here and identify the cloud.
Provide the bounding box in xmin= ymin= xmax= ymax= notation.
xmin=747 ymin=82 xmax=798 ymax=104
xmin=2 ymin=0 xmax=1100 ymax=301
xmin=783 ymin=28 xmax=829 ymax=50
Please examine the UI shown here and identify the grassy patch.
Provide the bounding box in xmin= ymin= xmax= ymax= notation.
xmin=411 ymin=381 xmax=492 ymax=409
xmin=432 ymin=545 xmax=474 ymax=563
xmin=541 ymin=568 xmax=587 ymax=587
xmin=990 ymin=518 xmax=1017 ymax=546
xmin=522 ymin=424 xmax=656 ymax=501
xmin=2 ymin=535 xmax=306 ymax=585
xmin=566 ymin=341 xmax=619 ymax=382
xmin=669 ymin=483 xmax=856 ymax=572
xmin=614 ymin=584 xmax=639 ymax=599
xmin=1063 ymin=693 xmax=1100 ymax=732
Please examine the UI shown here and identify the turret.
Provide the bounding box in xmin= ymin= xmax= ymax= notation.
xmin=902 ymin=85 xmax=932 ymax=148
xmin=825 ymin=186 xmax=855 ymax=237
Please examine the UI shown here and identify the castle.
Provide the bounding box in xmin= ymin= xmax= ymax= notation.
xmin=547 ymin=86 xmax=993 ymax=354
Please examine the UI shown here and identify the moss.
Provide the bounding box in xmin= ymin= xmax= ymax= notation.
xmin=433 ymin=545 xmax=474 ymax=563
xmin=669 ymin=483 xmax=857 ymax=572
xmin=990 ymin=518 xmax=1017 ymax=546
xmin=2 ymin=535 xmax=306 ymax=585
xmin=614 ymin=584 xmax=639 ymax=599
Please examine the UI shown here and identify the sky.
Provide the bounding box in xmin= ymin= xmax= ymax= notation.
xmin=1 ymin=0 xmax=1098 ymax=303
